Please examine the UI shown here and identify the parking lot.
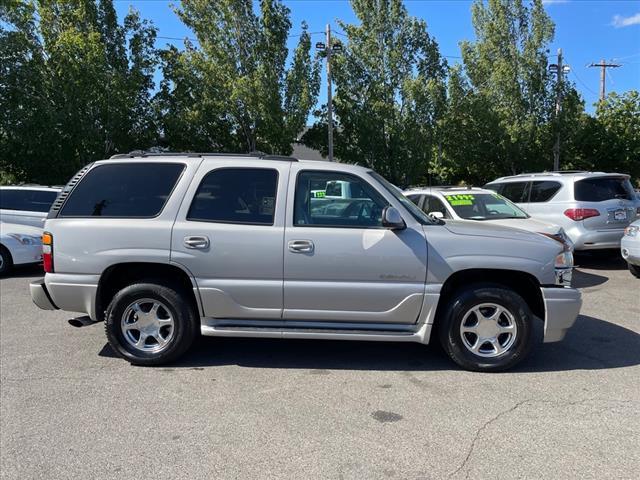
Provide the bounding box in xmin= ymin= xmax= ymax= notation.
xmin=0 ymin=254 xmax=638 ymax=480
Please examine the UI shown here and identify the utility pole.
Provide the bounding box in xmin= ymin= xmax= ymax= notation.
xmin=326 ymin=24 xmax=334 ymax=162
xmin=588 ymin=59 xmax=621 ymax=101
xmin=549 ymin=48 xmax=570 ymax=171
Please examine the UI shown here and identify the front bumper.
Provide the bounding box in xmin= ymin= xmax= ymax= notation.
xmin=621 ymin=236 xmax=640 ymax=266
xmin=541 ymin=286 xmax=582 ymax=342
xmin=30 ymin=278 xmax=58 ymax=310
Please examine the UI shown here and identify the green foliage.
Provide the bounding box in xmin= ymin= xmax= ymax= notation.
xmin=0 ymin=0 xmax=158 ymax=184
xmin=303 ymin=0 xmax=447 ymax=186
xmin=157 ymin=0 xmax=320 ymax=155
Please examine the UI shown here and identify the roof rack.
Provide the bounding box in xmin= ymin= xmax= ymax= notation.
xmin=109 ymin=150 xmax=298 ymax=161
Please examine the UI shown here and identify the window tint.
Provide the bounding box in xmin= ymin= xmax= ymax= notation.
xmin=406 ymin=194 xmax=422 ymax=207
xmin=294 ymin=171 xmax=388 ymax=227
xmin=60 ymin=163 xmax=184 ymax=217
xmin=188 ymin=168 xmax=278 ymax=225
xmin=574 ymin=177 xmax=634 ymax=202
xmin=496 ymin=182 xmax=529 ymax=203
xmin=0 ymin=189 xmax=59 ymax=212
xmin=529 ymin=181 xmax=562 ymax=203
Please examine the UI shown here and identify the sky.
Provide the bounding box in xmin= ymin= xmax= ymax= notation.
xmin=113 ymin=0 xmax=640 ymax=114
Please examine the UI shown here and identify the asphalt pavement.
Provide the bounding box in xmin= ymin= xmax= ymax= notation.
xmin=1 ymin=254 xmax=639 ymax=479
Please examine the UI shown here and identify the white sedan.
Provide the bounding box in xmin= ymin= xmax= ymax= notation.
xmin=0 ymin=222 xmax=43 ymax=275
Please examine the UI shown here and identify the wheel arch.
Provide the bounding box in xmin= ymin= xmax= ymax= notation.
xmin=432 ymin=268 xmax=545 ymax=331
xmin=95 ymin=262 xmax=202 ymax=322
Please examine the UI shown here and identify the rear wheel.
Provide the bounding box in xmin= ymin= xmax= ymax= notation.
xmin=438 ymin=284 xmax=535 ymax=372
xmin=105 ymin=282 xmax=198 ymax=365
xmin=629 ymin=263 xmax=640 ymax=279
xmin=0 ymin=245 xmax=13 ymax=276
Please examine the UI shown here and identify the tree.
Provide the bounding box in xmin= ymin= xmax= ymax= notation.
xmin=0 ymin=0 xmax=158 ymax=184
xmin=303 ymin=0 xmax=447 ymax=186
xmin=437 ymin=0 xmax=556 ymax=184
xmin=157 ymin=0 xmax=320 ymax=155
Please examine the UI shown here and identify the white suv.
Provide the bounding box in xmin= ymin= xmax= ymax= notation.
xmin=485 ymin=172 xmax=640 ymax=251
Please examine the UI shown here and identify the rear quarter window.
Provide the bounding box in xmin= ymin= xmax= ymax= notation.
xmin=60 ymin=163 xmax=184 ymax=217
xmin=574 ymin=177 xmax=634 ymax=202
xmin=0 ymin=189 xmax=58 ymax=212
xmin=529 ymin=181 xmax=562 ymax=203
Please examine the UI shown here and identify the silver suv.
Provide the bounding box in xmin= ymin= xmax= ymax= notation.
xmin=30 ymin=153 xmax=582 ymax=372
xmin=485 ymin=172 xmax=640 ymax=251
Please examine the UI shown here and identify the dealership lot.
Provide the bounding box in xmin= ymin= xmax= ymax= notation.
xmin=1 ymin=255 xmax=639 ymax=480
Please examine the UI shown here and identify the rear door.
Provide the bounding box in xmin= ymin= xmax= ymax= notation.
xmin=574 ymin=176 xmax=638 ymax=231
xmin=171 ymin=159 xmax=290 ymax=319
xmin=283 ymin=167 xmax=427 ymax=324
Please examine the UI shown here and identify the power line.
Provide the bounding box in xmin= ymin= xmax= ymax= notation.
xmin=571 ymin=69 xmax=598 ymax=97
xmin=588 ymin=60 xmax=621 ymax=100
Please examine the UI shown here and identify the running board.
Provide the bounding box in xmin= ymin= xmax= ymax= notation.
xmin=200 ymin=325 xmax=427 ymax=343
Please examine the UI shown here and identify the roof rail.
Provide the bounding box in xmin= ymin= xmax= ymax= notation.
xmin=109 ymin=150 xmax=298 ymax=161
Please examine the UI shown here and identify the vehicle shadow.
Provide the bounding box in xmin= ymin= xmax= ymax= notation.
xmin=99 ymin=314 xmax=640 ymax=373
xmin=574 ymin=251 xmax=627 ymax=271
xmin=0 ymin=264 xmax=44 ymax=279
xmin=571 ymin=269 xmax=609 ymax=288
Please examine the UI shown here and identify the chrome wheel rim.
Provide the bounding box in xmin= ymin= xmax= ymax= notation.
xmin=121 ymin=299 xmax=174 ymax=353
xmin=459 ymin=303 xmax=517 ymax=358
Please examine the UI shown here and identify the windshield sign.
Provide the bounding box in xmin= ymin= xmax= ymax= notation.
xmin=443 ymin=193 xmax=529 ymax=221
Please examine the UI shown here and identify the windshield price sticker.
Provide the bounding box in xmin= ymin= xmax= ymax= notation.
xmin=445 ymin=194 xmax=475 ymax=206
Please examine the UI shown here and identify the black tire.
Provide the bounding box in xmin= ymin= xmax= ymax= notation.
xmin=0 ymin=245 xmax=13 ymax=276
xmin=105 ymin=282 xmax=198 ymax=366
xmin=629 ymin=263 xmax=640 ymax=279
xmin=438 ymin=283 xmax=535 ymax=372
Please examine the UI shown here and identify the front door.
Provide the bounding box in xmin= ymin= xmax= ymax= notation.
xmin=171 ymin=160 xmax=290 ymax=319
xmin=283 ymin=167 xmax=428 ymax=324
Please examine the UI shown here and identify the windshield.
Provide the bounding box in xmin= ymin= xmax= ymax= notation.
xmin=368 ymin=172 xmax=435 ymax=225
xmin=442 ymin=192 xmax=529 ymax=221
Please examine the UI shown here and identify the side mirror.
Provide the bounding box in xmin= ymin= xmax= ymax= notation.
xmin=429 ymin=211 xmax=444 ymax=219
xmin=382 ymin=206 xmax=406 ymax=230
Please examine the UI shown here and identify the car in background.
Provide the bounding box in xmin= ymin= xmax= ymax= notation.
xmin=621 ymin=220 xmax=640 ymax=278
xmin=0 ymin=186 xmax=61 ymax=228
xmin=0 ymin=222 xmax=43 ymax=275
xmin=485 ymin=172 xmax=640 ymax=251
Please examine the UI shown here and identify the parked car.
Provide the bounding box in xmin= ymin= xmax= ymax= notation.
xmin=0 ymin=186 xmax=62 ymax=228
xmin=484 ymin=172 xmax=640 ymax=251
xmin=621 ymin=219 xmax=640 ymax=278
xmin=30 ymin=152 xmax=581 ymax=372
xmin=404 ymin=186 xmax=573 ymax=260
xmin=0 ymin=222 xmax=43 ymax=275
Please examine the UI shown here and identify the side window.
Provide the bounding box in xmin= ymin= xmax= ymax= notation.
xmin=188 ymin=168 xmax=278 ymax=225
xmin=0 ymin=190 xmax=28 ymax=211
xmin=406 ymin=194 xmax=422 ymax=208
xmin=294 ymin=171 xmax=388 ymax=228
xmin=529 ymin=181 xmax=561 ymax=203
xmin=60 ymin=163 xmax=184 ymax=217
xmin=498 ymin=182 xmax=529 ymax=203
xmin=425 ymin=196 xmax=450 ymax=218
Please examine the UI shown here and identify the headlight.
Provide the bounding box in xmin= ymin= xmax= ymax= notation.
xmin=539 ymin=229 xmax=573 ymax=252
xmin=624 ymin=225 xmax=639 ymax=237
xmin=8 ymin=234 xmax=41 ymax=245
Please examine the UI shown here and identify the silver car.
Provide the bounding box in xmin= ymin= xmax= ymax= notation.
xmin=29 ymin=153 xmax=582 ymax=372
xmin=0 ymin=186 xmax=61 ymax=228
xmin=485 ymin=172 xmax=640 ymax=251
xmin=621 ymin=219 xmax=640 ymax=278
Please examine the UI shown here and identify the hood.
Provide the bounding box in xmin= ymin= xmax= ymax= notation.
xmin=482 ymin=217 xmax=561 ymax=235
xmin=0 ymin=222 xmax=43 ymax=237
xmin=443 ymin=219 xmax=558 ymax=247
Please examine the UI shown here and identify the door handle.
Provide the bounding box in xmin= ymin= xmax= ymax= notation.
xmin=184 ymin=236 xmax=210 ymax=249
xmin=288 ymin=240 xmax=314 ymax=253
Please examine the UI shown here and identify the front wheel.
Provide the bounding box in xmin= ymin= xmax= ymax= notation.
xmin=105 ymin=282 xmax=198 ymax=365
xmin=0 ymin=245 xmax=13 ymax=276
xmin=629 ymin=263 xmax=640 ymax=279
xmin=438 ymin=284 xmax=535 ymax=372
